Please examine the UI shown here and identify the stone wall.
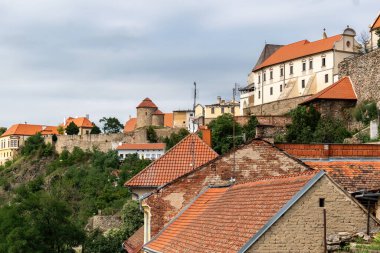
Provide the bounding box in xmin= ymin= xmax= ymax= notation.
xmin=244 ymin=95 xmax=311 ymax=116
xmin=49 ymin=128 xmax=176 ymax=153
xmin=86 ymin=215 xmax=122 ymax=233
xmin=339 ymin=49 xmax=380 ymax=103
xmin=247 ymin=176 xmax=378 ymax=253
xmin=144 ymin=140 xmax=310 ymax=237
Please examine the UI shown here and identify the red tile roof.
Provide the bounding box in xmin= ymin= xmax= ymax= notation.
xmin=124 ymin=118 xmax=137 ymax=133
xmin=164 ymin=113 xmax=173 ymax=128
xmin=371 ymin=13 xmax=380 ymax=30
xmin=254 ymin=35 xmax=342 ymax=71
xmin=2 ymin=124 xmax=58 ymax=137
xmin=301 ymin=76 xmax=357 ymax=104
xmin=137 ymin=98 xmax=158 ymax=109
xmin=145 ymin=171 xmax=319 ymax=253
xmin=153 ymin=109 xmax=164 ymax=115
xmin=65 ymin=117 xmax=93 ymax=128
xmin=306 ymin=161 xmax=380 ymax=193
xmin=117 ymin=143 xmax=166 ymax=150
xmin=124 ymin=134 xmax=218 ymax=187
xmin=124 ymin=226 xmax=144 ymax=253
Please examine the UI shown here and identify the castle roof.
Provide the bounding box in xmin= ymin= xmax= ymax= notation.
xmin=254 ymin=34 xmax=342 ymax=71
xmin=300 ymin=76 xmax=357 ymax=104
xmin=153 ymin=109 xmax=165 ymax=115
xmin=1 ymin=124 xmax=58 ymax=137
xmin=371 ymin=12 xmax=380 ymax=31
xmin=65 ymin=117 xmax=93 ymax=128
xmin=136 ymin=98 xmax=158 ymax=109
xmin=124 ymin=134 xmax=218 ymax=188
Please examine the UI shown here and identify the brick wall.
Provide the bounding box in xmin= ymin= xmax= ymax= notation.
xmin=248 ymin=176 xmax=377 ymax=252
xmin=339 ymin=49 xmax=380 ymax=103
xmin=276 ymin=143 xmax=380 ymax=159
xmin=144 ymin=140 xmax=310 ymax=237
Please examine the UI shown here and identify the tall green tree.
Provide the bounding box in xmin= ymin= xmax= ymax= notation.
xmin=243 ymin=115 xmax=259 ymax=141
xmin=100 ymin=117 xmax=124 ymax=133
xmin=163 ymin=128 xmax=190 ymax=150
xmin=146 ymin=126 xmax=158 ymax=143
xmin=66 ymin=122 xmax=79 ymax=135
xmin=91 ymin=123 xmax=102 ymax=134
xmin=208 ymin=114 xmax=243 ymax=154
xmin=0 ymin=127 xmax=7 ymax=136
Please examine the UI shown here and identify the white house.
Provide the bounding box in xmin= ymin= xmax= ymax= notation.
xmin=117 ymin=143 xmax=166 ymax=160
xmin=370 ymin=12 xmax=380 ymax=50
xmin=240 ymin=27 xmax=361 ymax=114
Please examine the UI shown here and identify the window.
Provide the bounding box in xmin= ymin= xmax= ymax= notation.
xmin=280 ymin=84 xmax=283 ymax=92
xmin=309 ymin=60 xmax=313 ymax=69
xmin=263 ymin=72 xmax=266 ymax=82
xmin=258 ymin=75 xmax=261 ymax=84
xmin=258 ymin=91 xmax=261 ymax=99
xmin=319 ymin=198 xmax=325 ymax=207
xmin=322 ymin=57 xmax=326 ymax=67
xmin=302 ymin=62 xmax=306 ymax=71
xmin=290 ymin=65 xmax=294 ymax=75
xmin=211 ymin=107 xmax=215 ymax=114
xmin=270 ymin=87 xmax=273 ymax=95
xmin=270 ymin=70 xmax=273 ymax=80
xmin=221 ymin=107 xmax=225 ymax=113
xmin=280 ymin=68 xmax=284 ymax=77
xmin=302 ymin=79 xmax=305 ymax=88
xmin=346 ymin=41 xmax=351 ymax=48
xmin=231 ymin=107 xmax=235 ymax=113
xmin=325 ymin=74 xmax=329 ymax=83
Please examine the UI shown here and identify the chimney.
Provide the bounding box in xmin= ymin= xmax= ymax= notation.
xmin=217 ymin=96 xmax=221 ymax=104
xmin=200 ymin=126 xmax=212 ymax=147
xmin=322 ymin=28 xmax=327 ymax=39
xmin=86 ymin=114 xmax=90 ymax=119
xmin=42 ymin=125 xmax=47 ymax=130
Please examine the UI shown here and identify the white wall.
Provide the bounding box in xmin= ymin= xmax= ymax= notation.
xmin=118 ymin=149 xmax=165 ymax=160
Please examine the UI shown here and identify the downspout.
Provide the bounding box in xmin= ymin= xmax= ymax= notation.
xmin=261 ymin=70 xmax=264 ymax=115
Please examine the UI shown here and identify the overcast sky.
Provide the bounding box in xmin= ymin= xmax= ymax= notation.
xmin=0 ymin=0 xmax=378 ymax=127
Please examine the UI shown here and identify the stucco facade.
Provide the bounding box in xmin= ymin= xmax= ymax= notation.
xmin=195 ymin=96 xmax=240 ymax=125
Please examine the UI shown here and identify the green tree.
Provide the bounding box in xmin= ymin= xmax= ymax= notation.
xmin=163 ymin=128 xmax=190 ymax=150
xmin=99 ymin=117 xmax=124 ymax=134
xmin=57 ymin=125 xmax=65 ymax=135
xmin=21 ymin=133 xmax=49 ymax=156
xmin=285 ymin=106 xmax=321 ymax=143
xmin=146 ymin=126 xmax=158 ymax=143
xmin=0 ymin=127 xmax=7 ymax=136
xmin=119 ymin=153 xmax=151 ymax=185
xmin=242 ymin=115 xmax=259 ymax=141
xmin=313 ymin=116 xmax=352 ymax=143
xmin=91 ymin=124 xmax=102 ymax=134
xmin=208 ymin=114 xmax=243 ymax=154
xmin=353 ymin=100 xmax=378 ymax=125
xmin=66 ymin=122 xmax=79 ymax=135
xmin=121 ymin=200 xmax=144 ymax=236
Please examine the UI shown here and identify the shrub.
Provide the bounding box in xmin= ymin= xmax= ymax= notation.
xmin=21 ymin=133 xmax=46 ymax=156
xmin=163 ymin=128 xmax=190 ymax=150
xmin=353 ymin=100 xmax=378 ymax=125
xmin=313 ymin=117 xmax=352 ymax=143
xmin=285 ymin=106 xmax=320 ymax=143
xmin=66 ymin=122 xmax=79 ymax=135
xmin=146 ymin=126 xmax=158 ymax=143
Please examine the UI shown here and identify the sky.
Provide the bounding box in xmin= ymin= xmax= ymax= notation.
xmin=0 ymin=0 xmax=378 ymax=127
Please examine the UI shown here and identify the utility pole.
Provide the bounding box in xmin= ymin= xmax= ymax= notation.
xmin=232 ymin=83 xmax=238 ymax=180
xmin=191 ymin=82 xmax=197 ymax=170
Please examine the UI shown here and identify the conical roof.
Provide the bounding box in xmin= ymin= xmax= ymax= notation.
xmin=136 ymin=98 xmax=158 ymax=109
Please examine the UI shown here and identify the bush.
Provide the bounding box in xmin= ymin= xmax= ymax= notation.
xmin=243 ymin=115 xmax=258 ymax=141
xmin=21 ymin=133 xmax=48 ymax=157
xmin=285 ymin=106 xmax=320 ymax=143
xmin=163 ymin=128 xmax=190 ymax=150
xmin=313 ymin=117 xmax=351 ymax=143
xmin=353 ymin=100 xmax=378 ymax=125
xmin=146 ymin=126 xmax=158 ymax=143
xmin=66 ymin=122 xmax=79 ymax=135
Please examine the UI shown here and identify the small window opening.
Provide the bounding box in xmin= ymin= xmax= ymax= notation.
xmin=319 ymin=198 xmax=325 ymax=207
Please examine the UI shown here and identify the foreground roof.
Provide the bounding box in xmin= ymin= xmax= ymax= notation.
xmin=2 ymin=124 xmax=58 ymax=137
xmin=145 ymin=171 xmax=322 ymax=253
xmin=65 ymin=117 xmax=93 ymax=128
xmin=124 ymin=134 xmax=218 ymax=188
xmin=301 ymin=76 xmax=357 ymax=104
xmin=306 ymin=161 xmax=380 ymax=193
xmin=254 ymin=35 xmax=342 ymax=71
xmin=124 ymin=226 xmax=144 ymax=253
xmin=117 ymin=143 xmax=166 ymax=150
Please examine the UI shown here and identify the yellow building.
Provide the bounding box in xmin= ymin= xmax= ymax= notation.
xmin=172 ymin=110 xmax=195 ymax=132
xmin=0 ymin=124 xmax=58 ymax=165
xmin=195 ymin=96 xmax=240 ymax=125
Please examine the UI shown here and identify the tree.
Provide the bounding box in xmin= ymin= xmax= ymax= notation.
xmin=21 ymin=133 xmax=46 ymax=156
xmin=100 ymin=117 xmax=124 ymax=134
xmin=313 ymin=116 xmax=351 ymax=143
xmin=353 ymin=100 xmax=378 ymax=125
xmin=57 ymin=125 xmax=65 ymax=135
xmin=285 ymin=106 xmax=320 ymax=143
xmin=119 ymin=154 xmax=151 ymax=184
xmin=163 ymin=128 xmax=190 ymax=150
xmin=146 ymin=126 xmax=158 ymax=143
xmin=208 ymin=114 xmax=243 ymax=154
xmin=91 ymin=124 xmax=102 ymax=134
xmin=242 ymin=115 xmax=258 ymax=141
xmin=66 ymin=122 xmax=79 ymax=135
xmin=0 ymin=127 xmax=7 ymax=136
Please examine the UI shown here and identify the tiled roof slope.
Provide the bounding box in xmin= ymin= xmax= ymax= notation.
xmin=306 ymin=161 xmax=380 ymax=193
xmin=65 ymin=117 xmax=93 ymax=128
xmin=125 ymin=134 xmax=218 ymax=187
xmin=254 ymin=35 xmax=342 ymax=70
xmin=301 ymin=76 xmax=357 ymax=104
xmin=124 ymin=226 xmax=144 ymax=253
xmin=2 ymin=124 xmax=58 ymax=137
xmin=117 ymin=143 xmax=166 ymax=150
xmin=164 ymin=113 xmax=173 ymax=128
xmin=137 ymin=98 xmax=158 ymax=108
xmin=145 ymin=171 xmax=319 ymax=253
xmin=371 ymin=13 xmax=380 ymax=30
xmin=124 ymin=118 xmax=137 ymax=133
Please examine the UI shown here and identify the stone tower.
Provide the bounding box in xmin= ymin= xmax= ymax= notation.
xmin=136 ymin=98 xmax=158 ymax=128
xmin=152 ymin=109 xmax=165 ymax=127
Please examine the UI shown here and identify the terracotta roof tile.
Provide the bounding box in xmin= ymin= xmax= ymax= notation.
xmin=65 ymin=117 xmax=93 ymax=128
xmin=117 ymin=143 xmax=166 ymax=150
xmin=124 ymin=134 xmax=218 ymax=187
xmin=153 ymin=109 xmax=164 ymax=115
xmin=124 ymin=226 xmax=144 ymax=253
xmin=145 ymin=171 xmax=318 ymax=253
xmin=306 ymin=161 xmax=380 ymax=193
xmin=164 ymin=113 xmax=173 ymax=128
xmin=124 ymin=118 xmax=137 ymax=133
xmin=371 ymin=13 xmax=380 ymax=30
xmin=301 ymin=76 xmax=357 ymax=104
xmin=137 ymin=98 xmax=158 ymax=108
xmin=255 ymin=35 xmax=342 ymax=70
xmin=2 ymin=124 xmax=58 ymax=137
